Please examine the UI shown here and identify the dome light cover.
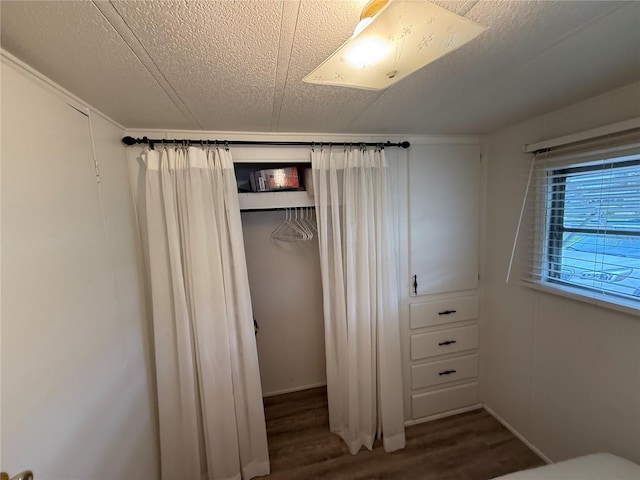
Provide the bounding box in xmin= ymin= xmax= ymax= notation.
xmin=304 ymin=0 xmax=486 ymax=91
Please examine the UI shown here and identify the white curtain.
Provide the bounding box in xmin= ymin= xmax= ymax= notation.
xmin=142 ymin=146 xmax=269 ymax=480
xmin=312 ymin=146 xmax=406 ymax=455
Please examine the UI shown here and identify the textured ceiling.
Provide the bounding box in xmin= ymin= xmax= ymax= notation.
xmin=1 ymin=0 xmax=638 ymax=134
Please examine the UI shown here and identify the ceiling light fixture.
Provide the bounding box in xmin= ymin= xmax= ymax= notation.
xmin=303 ymin=0 xmax=486 ymax=91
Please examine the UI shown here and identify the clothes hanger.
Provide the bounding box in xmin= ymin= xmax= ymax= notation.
xmin=288 ymin=207 xmax=310 ymax=240
xmin=270 ymin=208 xmax=290 ymax=240
xmin=271 ymin=208 xmax=306 ymax=242
xmin=303 ymin=207 xmax=317 ymax=236
xmin=292 ymin=207 xmax=311 ymax=240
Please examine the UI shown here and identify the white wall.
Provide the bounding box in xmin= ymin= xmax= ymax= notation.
xmin=1 ymin=57 xmax=159 ymax=478
xmin=481 ymin=81 xmax=640 ymax=463
xmin=241 ymin=210 xmax=326 ymax=396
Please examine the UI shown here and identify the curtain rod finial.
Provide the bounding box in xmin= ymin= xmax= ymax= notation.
xmin=122 ymin=136 xmax=138 ymax=145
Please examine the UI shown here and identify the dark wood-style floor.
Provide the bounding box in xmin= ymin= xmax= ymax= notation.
xmin=256 ymin=387 xmax=544 ymax=480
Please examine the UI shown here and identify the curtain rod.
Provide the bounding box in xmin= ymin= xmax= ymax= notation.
xmin=121 ymin=136 xmax=411 ymax=149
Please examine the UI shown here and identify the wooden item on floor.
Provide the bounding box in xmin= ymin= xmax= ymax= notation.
xmin=257 ymin=387 xmax=545 ymax=479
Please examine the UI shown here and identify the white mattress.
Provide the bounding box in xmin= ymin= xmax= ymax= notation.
xmin=491 ymin=453 xmax=640 ymax=480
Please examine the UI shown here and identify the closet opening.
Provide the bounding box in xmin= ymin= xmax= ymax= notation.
xmin=239 ymin=162 xmax=329 ymax=476
xmin=238 ymin=160 xmax=326 ymax=401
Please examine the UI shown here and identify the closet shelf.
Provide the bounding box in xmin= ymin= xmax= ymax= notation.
xmin=239 ymin=191 xmax=314 ymax=210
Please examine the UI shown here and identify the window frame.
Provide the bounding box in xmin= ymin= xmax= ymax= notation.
xmin=542 ymin=158 xmax=640 ymax=308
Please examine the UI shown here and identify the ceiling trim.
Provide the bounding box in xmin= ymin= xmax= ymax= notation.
xmin=92 ymin=0 xmax=201 ymax=129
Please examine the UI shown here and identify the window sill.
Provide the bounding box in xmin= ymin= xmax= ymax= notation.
xmin=520 ymin=279 xmax=640 ymax=317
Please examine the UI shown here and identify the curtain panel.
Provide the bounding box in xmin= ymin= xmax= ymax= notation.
xmin=142 ymin=146 xmax=269 ymax=480
xmin=312 ymin=146 xmax=406 ymax=455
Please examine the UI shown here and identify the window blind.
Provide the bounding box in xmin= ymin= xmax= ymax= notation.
xmin=517 ymin=128 xmax=640 ymax=309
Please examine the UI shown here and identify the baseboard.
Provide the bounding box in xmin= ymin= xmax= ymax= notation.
xmin=404 ymin=403 xmax=482 ymax=427
xmin=262 ymin=382 xmax=327 ymax=398
xmin=483 ymin=404 xmax=552 ymax=464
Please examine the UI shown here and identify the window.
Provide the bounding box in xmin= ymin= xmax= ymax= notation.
xmin=521 ymin=129 xmax=640 ymax=311
xmin=546 ymin=158 xmax=640 ymax=302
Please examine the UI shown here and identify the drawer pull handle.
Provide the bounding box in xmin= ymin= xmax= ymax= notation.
xmin=438 ymin=340 xmax=457 ymax=346
xmin=439 ymin=369 xmax=457 ymax=376
xmin=439 ymin=309 xmax=457 ymax=315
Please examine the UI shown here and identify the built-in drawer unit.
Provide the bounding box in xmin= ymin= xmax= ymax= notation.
xmin=411 ymin=382 xmax=478 ymax=419
xmin=410 ymin=324 xmax=478 ymax=361
xmin=411 ymin=353 xmax=478 ymax=390
xmin=410 ymin=295 xmax=478 ymax=329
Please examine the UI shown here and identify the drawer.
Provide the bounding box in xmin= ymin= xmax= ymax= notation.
xmin=411 ymin=353 xmax=478 ymax=389
xmin=412 ymin=382 xmax=478 ymax=419
xmin=410 ymin=295 xmax=478 ymax=329
xmin=410 ymin=324 xmax=478 ymax=360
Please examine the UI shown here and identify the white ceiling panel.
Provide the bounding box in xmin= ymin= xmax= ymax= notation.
xmin=1 ymin=0 xmax=638 ymax=134
xmin=111 ymin=0 xmax=282 ymax=132
xmin=426 ymin=1 xmax=640 ymax=134
xmin=274 ymin=0 xmax=383 ymax=132
xmin=0 ymin=1 xmax=195 ymax=129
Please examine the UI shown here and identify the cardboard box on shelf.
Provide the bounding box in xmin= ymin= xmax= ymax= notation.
xmin=249 ymin=166 xmax=300 ymax=192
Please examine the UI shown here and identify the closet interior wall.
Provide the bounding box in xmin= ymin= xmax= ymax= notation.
xmin=241 ymin=209 xmax=325 ymax=396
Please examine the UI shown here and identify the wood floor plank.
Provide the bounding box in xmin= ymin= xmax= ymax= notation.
xmin=257 ymin=387 xmax=545 ymax=479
